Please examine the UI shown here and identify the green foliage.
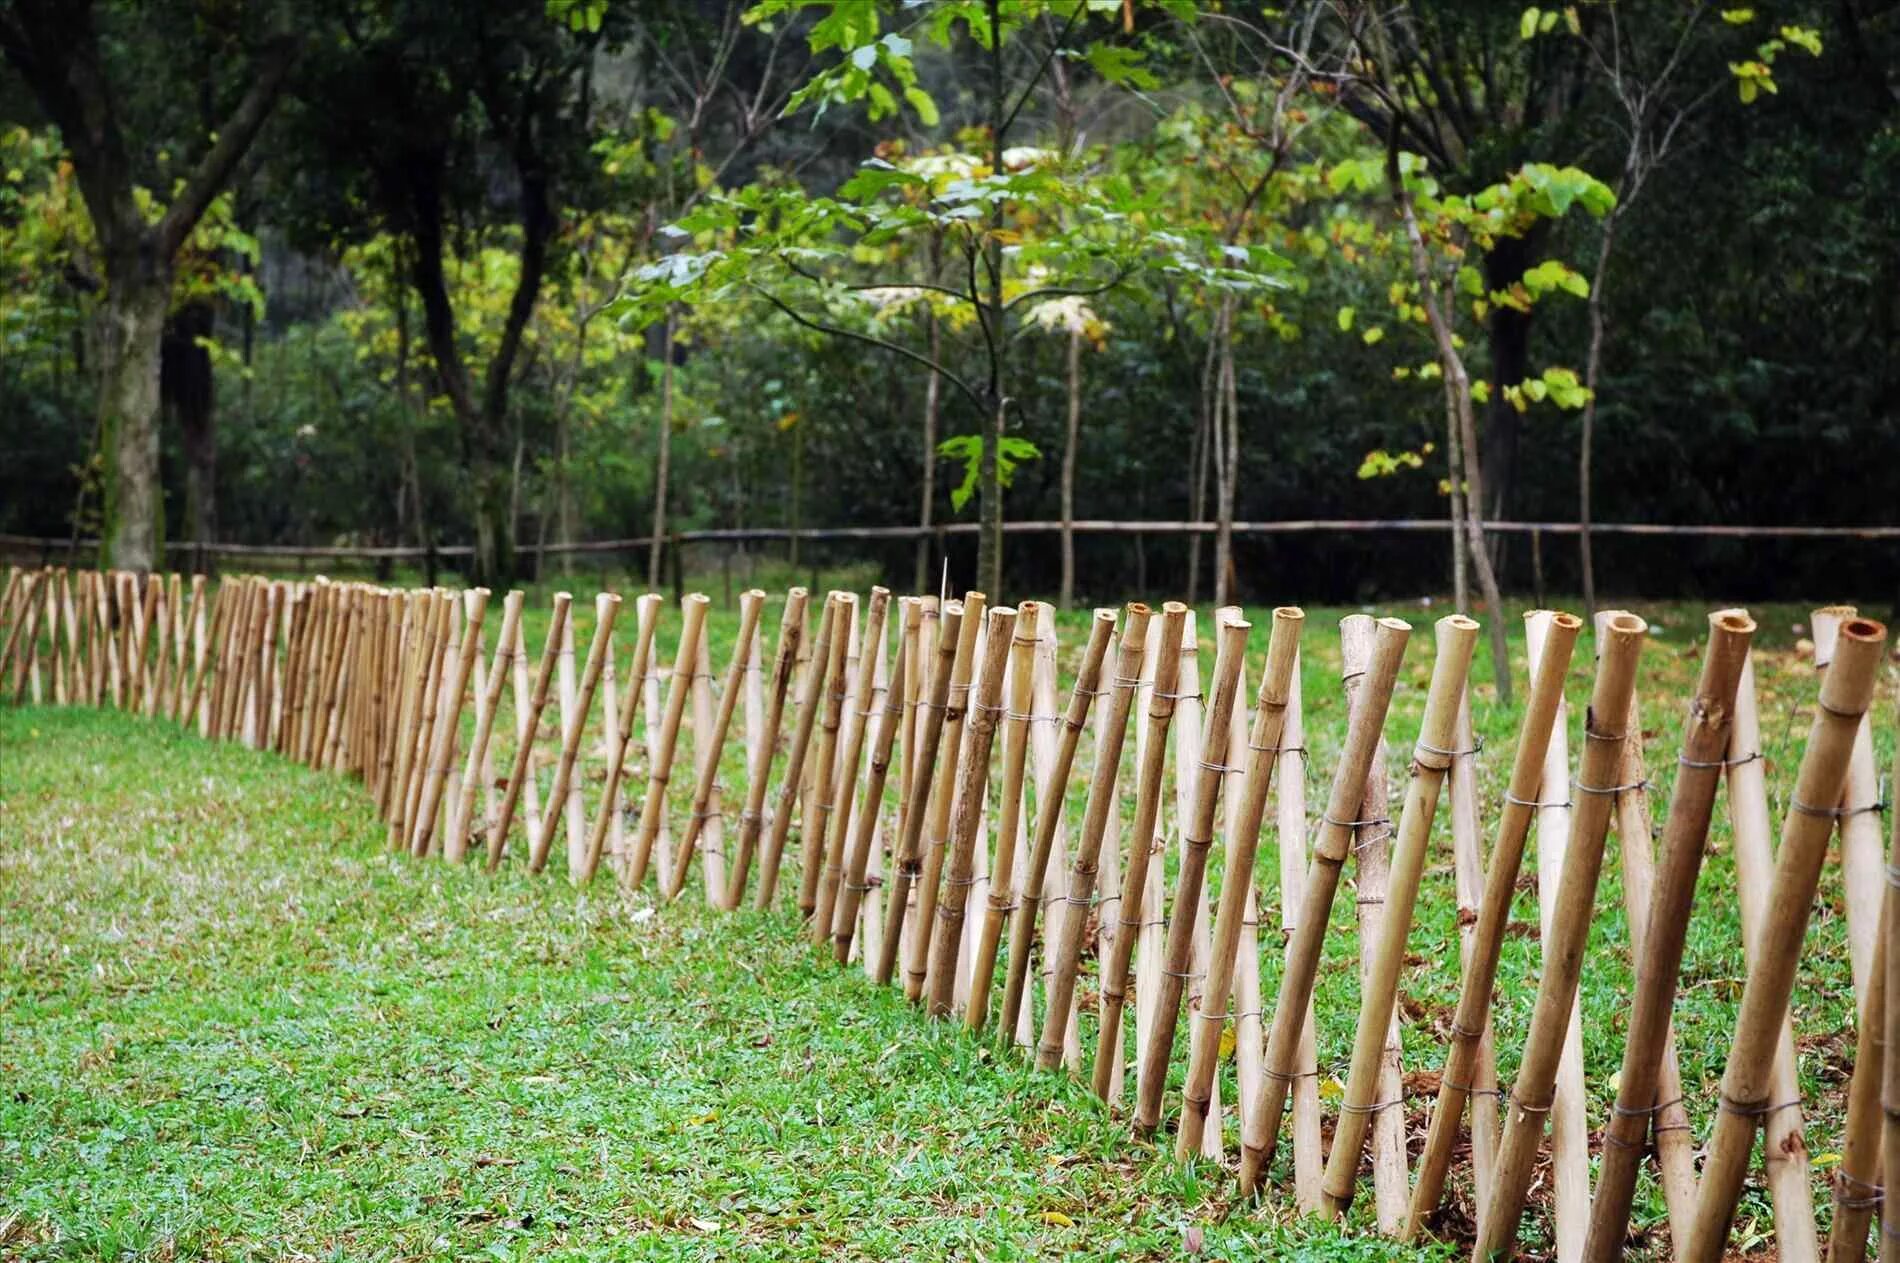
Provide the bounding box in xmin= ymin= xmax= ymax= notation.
xmin=941 ymin=432 xmax=1039 ymax=511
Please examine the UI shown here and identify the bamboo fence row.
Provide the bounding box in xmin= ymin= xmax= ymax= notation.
xmin=3 ymin=562 xmax=1895 ymax=1263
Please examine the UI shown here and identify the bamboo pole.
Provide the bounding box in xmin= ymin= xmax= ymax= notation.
xmin=1338 ymin=613 xmax=1408 ymax=1230
xmin=997 ymin=608 xmax=1116 ymax=1043
xmin=1269 ymin=648 xmax=1324 ymax=1209
xmin=1814 ymin=606 xmax=1886 ymax=1007
xmin=1824 ymin=939 xmax=1885 ymax=1263
xmin=1881 ymin=726 xmax=1900 ymax=1263
xmin=1577 ymin=610 xmax=1755 ymax=1259
xmin=530 ymin=593 xmax=620 ymax=874
xmin=1321 ymin=616 xmax=1481 ymax=1220
xmin=448 ymin=592 xmax=523 ymax=863
xmin=578 ymin=592 xmax=664 ymax=885
xmin=1683 ymin=615 xmax=1888 ymax=1263
xmin=758 ymin=594 xmax=840 ymax=911
xmin=485 ymin=593 xmax=574 ymax=872
xmin=1037 ymin=604 xmax=1153 ymax=1071
xmin=1404 ymin=610 xmax=1583 ymax=1236
xmin=876 ymin=600 xmax=967 ymax=986
xmin=394 ymin=591 xmax=452 ymax=850
xmin=1131 ymin=614 xmax=1252 ymax=1135
xmin=1037 ymin=606 xmax=1089 ymax=1067
xmin=789 ymin=591 xmax=852 ymax=921
xmin=322 ymin=586 xmax=364 ymax=772
xmin=1238 ymin=617 xmax=1410 ymax=1196
xmin=723 ymin=590 xmax=807 ymax=907
xmin=185 ymin=578 xmax=229 ymax=738
xmin=835 ymin=598 xmax=916 ymax=961
xmin=6 ymin=570 xmax=45 ymax=703
xmin=965 ymin=605 xmax=1045 ymax=1030
xmin=664 ymin=589 xmax=767 ymax=900
xmin=925 ymin=605 xmax=1018 ymax=1017
xmin=905 ymin=592 xmax=986 ymax=1004
xmin=1473 ymin=611 xmax=1649 ymax=1259
xmin=857 ymin=605 xmax=895 ymax=971
xmin=405 ymin=588 xmax=489 ymax=857
xmin=812 ymin=590 xmax=887 ymax=933
xmin=625 ymin=593 xmax=709 ymax=890
xmin=1446 ymin=688 xmax=1500 ymax=1205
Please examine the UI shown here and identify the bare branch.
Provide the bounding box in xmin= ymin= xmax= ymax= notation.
xmin=750 ymin=285 xmax=988 ymax=416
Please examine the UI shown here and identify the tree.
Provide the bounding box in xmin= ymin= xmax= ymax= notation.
xmin=0 ymin=0 xmax=297 ymax=571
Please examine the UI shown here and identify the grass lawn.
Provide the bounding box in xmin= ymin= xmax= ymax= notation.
xmin=1 ymin=589 xmax=1889 ymax=1260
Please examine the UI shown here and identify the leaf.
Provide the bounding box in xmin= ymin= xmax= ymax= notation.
xmin=1041 ymin=1211 xmax=1074 ymax=1227
xmin=1361 ymin=327 xmax=1385 ymax=345
xmin=1720 ymin=8 xmax=1755 ymax=24
xmin=1336 ymin=305 xmax=1355 ymax=332
xmin=1520 ymin=7 xmax=1541 ymax=40
xmin=903 ymin=86 xmax=940 ymax=127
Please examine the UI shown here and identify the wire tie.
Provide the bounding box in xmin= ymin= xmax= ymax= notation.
xmin=1503 ymin=789 xmax=1572 ymax=810
xmin=1574 ymin=775 xmax=1647 ymax=797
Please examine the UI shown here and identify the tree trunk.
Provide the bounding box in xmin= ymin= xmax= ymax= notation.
xmin=1060 ymin=327 xmax=1081 ymax=609
xmin=1579 ymin=212 xmax=1618 ymax=620
xmin=975 ymin=0 xmax=1006 ymax=599
xmin=98 ymin=266 xmax=171 ymax=573
xmin=1213 ymin=298 xmax=1239 ymax=608
xmin=916 ymin=305 xmax=941 ymax=594
xmin=1481 ymin=232 xmax=1537 ymax=542
xmin=164 ymin=300 xmax=217 ymax=574
xmin=1186 ymin=327 xmax=1216 ymax=605
xmin=648 ymin=309 xmax=676 ymax=590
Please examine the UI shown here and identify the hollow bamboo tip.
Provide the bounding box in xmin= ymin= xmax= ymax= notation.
xmin=1709 ymin=608 xmax=1757 ymax=638
xmin=742 ymin=587 xmax=767 ymax=602
xmin=550 ymin=591 xmax=574 ymax=613
xmin=1604 ymin=611 xmax=1647 ymax=639
xmin=1821 ymin=618 xmax=1888 ymax=713
xmin=1272 ymin=606 xmax=1305 ymax=628
xmin=785 ymin=585 xmax=808 ymax=600
xmin=1810 ymin=604 xmax=1857 ymax=667
xmin=1161 ymin=600 xmax=1189 ymax=616
xmin=595 ymin=592 xmax=621 ymax=615
xmin=1091 ymin=608 xmax=1117 ymax=628
xmin=1437 ymin=613 xmax=1480 ymax=638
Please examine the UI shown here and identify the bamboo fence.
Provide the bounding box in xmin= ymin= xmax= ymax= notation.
xmin=4 ymin=564 xmax=1895 ymax=1263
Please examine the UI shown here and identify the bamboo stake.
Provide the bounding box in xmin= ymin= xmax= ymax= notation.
xmin=526 ymin=593 xmax=620 ymax=874
xmin=408 ymin=588 xmax=490 ymax=857
xmin=667 ymin=590 xmax=767 ymax=900
xmin=1881 ymin=726 xmax=1900 ymax=1263
xmin=1403 ymin=611 xmax=1583 ymax=1235
xmin=857 ymin=606 xmax=896 ymax=971
xmin=1136 ymin=613 xmax=1202 ymax=1108
xmin=1683 ymin=615 xmax=1887 ymax=1263
xmin=626 ymin=593 xmax=709 ymax=890
xmin=925 ymin=605 xmax=1018 ymax=1017
xmin=1338 ymin=614 xmax=1408 ymax=1229
xmin=997 ymin=608 xmax=1116 ymax=1043
xmin=1814 ymin=606 xmax=1886 ymax=1007
xmin=579 ymin=592 xmax=664 ymax=885
xmin=1576 ymin=610 xmax=1752 ymax=1258
xmin=812 ymin=590 xmax=887 ymax=933
xmin=906 ymin=592 xmax=986 ymax=1003
xmin=1037 ymin=606 xmax=1089 ymax=1067
xmin=185 ymin=578 xmax=229 ymax=738
xmin=1321 ymin=617 xmax=1480 ymax=1219
xmin=1446 ymin=688 xmax=1500 ymax=1206
xmin=552 ymin=608 xmax=586 ymax=867
xmin=723 ymin=590 xmax=807 ymax=907
xmin=758 ymin=595 xmax=840 ymax=911
xmin=1832 ymin=937 xmax=1890 ymax=1263
xmin=1721 ymin=644 xmax=1820 ymax=1260
xmin=1038 ymin=604 xmax=1153 ymax=1071
xmin=875 ymin=600 xmax=966 ymax=986
xmin=6 ymin=570 xmax=45 ymax=703
xmin=395 ymin=591 xmax=453 ymax=850
xmin=965 ymin=605 xmax=1045 ymax=1030
xmin=1130 ymin=613 xmax=1251 ymax=1134
xmin=1239 ymin=615 xmax=1410 ymax=1196
xmin=1269 ymin=648 xmax=1324 ymax=1208
xmin=789 ymin=591 xmax=852 ymax=921
xmin=448 ymin=592 xmax=522 ymax=863
xmin=1594 ymin=610 xmax=1698 ymax=1253
xmin=486 ymin=593 xmax=573 ymax=872
xmin=835 ymin=599 xmax=916 ymax=961
xmin=688 ymin=632 xmax=726 ymax=901
xmin=321 ymin=587 xmax=363 ymax=772
xmin=1474 ymin=611 xmax=1649 ymax=1259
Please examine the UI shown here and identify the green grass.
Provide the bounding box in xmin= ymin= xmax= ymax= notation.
xmin=1 ymin=592 xmax=1889 ymax=1260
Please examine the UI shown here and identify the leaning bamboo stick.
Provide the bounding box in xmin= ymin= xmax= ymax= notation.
xmin=1594 ymin=609 xmax=1698 ymax=1254
xmin=394 ymin=591 xmax=452 ymax=850
xmin=1132 ymin=613 xmax=1250 ymax=1134
xmin=1825 ymin=941 xmax=1886 ymax=1263
xmin=527 ymin=593 xmax=621 ymax=874
xmin=1037 ymin=604 xmax=1153 ymax=1072
xmin=578 ymin=592 xmax=664 ymax=885
xmin=626 ymin=593 xmax=709 ymax=890
xmin=997 ymin=609 xmax=1116 ymax=1044
xmin=185 ymin=578 xmax=230 ymax=738
xmin=1445 ymin=688 xmax=1500 ymax=1206
xmin=1404 ymin=610 xmax=1582 ymax=1237
xmin=1581 ymin=610 xmax=1756 ymax=1260
xmin=1813 ymin=606 xmax=1886 ymax=1007
xmin=1321 ymin=616 xmax=1480 ymax=1220
xmin=448 ymin=592 xmax=523 ymax=863
xmin=1474 ymin=611 xmax=1649 ymax=1259
xmin=409 ymin=589 xmax=490 ymax=858
xmin=1683 ymin=615 xmax=1887 ymax=1263
xmin=792 ymin=591 xmax=853 ymax=922
xmin=875 ymin=600 xmax=967 ymax=986
xmin=906 ymin=592 xmax=986 ymax=1004
xmin=835 ymin=599 xmax=917 ymax=962
xmin=6 ymin=571 xmax=46 ymax=704
xmin=1089 ymin=601 xmax=1190 ymax=1099
xmin=1033 ymin=605 xmax=1089 ymax=1066
xmin=813 ymin=590 xmax=887 ymax=933
xmin=723 ymin=590 xmax=807 ymax=907
xmin=925 ymin=605 xmax=1018 ymax=1017
xmin=485 ymin=593 xmax=574 ymax=872
xmin=667 ymin=590 xmax=767 ymax=901
xmin=856 ymin=607 xmax=894 ymax=970
xmin=1239 ymin=617 xmax=1410 ymax=1197
xmin=1881 ymin=725 xmax=1900 ymax=1263
xmin=964 ymin=606 xmax=1043 ymax=1031
xmin=758 ymin=595 xmax=840 ymax=911
xmin=1338 ymin=613 xmax=1408 ymax=1231
xmin=1271 ymin=648 xmax=1324 ymax=1210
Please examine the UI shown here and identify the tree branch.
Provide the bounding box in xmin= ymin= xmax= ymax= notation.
xmin=751 ymin=284 xmax=987 ymax=415
xmin=157 ymin=34 xmax=300 ymax=260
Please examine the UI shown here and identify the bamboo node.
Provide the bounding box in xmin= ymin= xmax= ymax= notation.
xmin=1817 ymin=696 xmax=1870 ymax=720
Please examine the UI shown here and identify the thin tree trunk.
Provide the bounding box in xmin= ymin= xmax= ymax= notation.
xmin=975 ymin=0 xmax=1007 ymax=598
xmin=915 ymin=261 xmax=942 ymax=594
xmin=1060 ymin=328 xmax=1080 ymax=609
xmin=1186 ymin=327 xmax=1216 ymax=605
xmin=648 ymin=308 xmax=676 ymax=590
xmin=1579 ymin=211 xmax=1618 ymax=620
xmin=98 ymin=271 xmax=171 ymax=572
xmin=1213 ymin=299 xmax=1239 ymax=608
